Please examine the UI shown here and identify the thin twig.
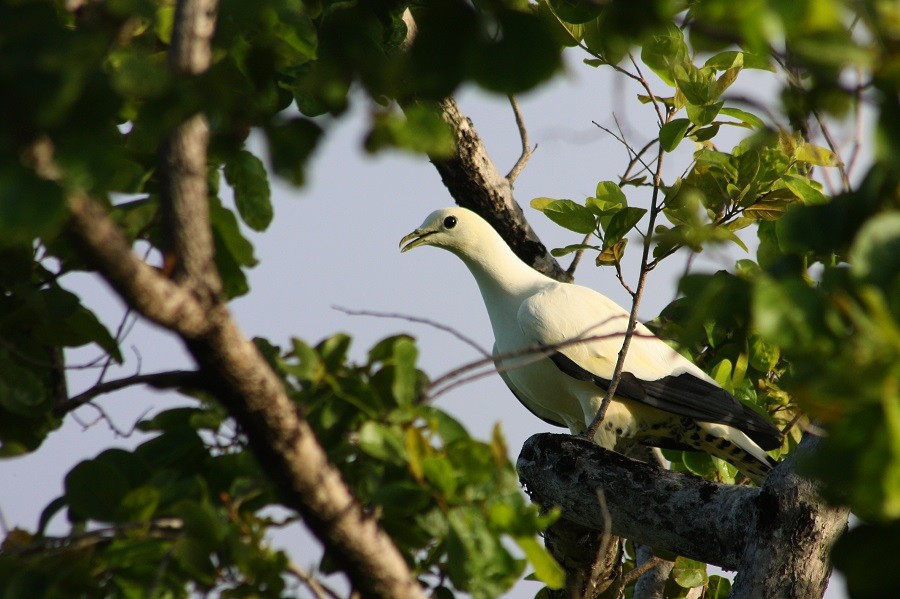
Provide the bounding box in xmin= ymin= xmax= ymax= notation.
xmin=506 ymin=95 xmax=535 ymax=185
xmin=622 ymin=556 xmax=664 ymax=586
xmin=55 ymin=370 xmax=202 ymax=417
xmin=812 ymin=110 xmax=850 ymax=192
xmin=287 ymin=563 xmax=343 ymax=599
xmin=586 ymin=116 xmax=671 ymax=440
xmin=426 ymin=320 xmax=658 ymax=402
xmin=566 ymin=231 xmax=595 ymax=280
xmin=592 ymin=121 xmax=654 ymax=177
xmin=845 ymin=67 xmax=865 ymax=180
xmin=2 ymin=519 xmax=184 ymax=558
xmin=333 ymin=306 xmax=491 ymax=358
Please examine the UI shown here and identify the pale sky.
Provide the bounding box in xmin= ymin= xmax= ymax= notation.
xmin=0 ymin=54 xmax=850 ymax=598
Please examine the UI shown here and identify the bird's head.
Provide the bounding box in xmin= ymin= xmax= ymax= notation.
xmin=399 ymin=207 xmax=489 ymax=256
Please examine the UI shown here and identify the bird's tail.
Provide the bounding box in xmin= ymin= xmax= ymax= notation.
xmin=695 ymin=422 xmax=777 ymax=484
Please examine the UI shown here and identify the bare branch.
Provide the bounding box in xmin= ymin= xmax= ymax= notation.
xmin=333 ymin=305 xmax=491 ymax=358
xmin=287 ymin=563 xmax=343 ymax=599
xmin=566 ymin=231 xmax=595 ymax=280
xmin=54 ymin=370 xmax=203 ymax=417
xmin=586 ymin=135 xmax=668 ymax=439
xmin=430 ymin=97 xmax=569 ymax=282
xmin=506 ymin=95 xmax=535 ymax=185
xmin=812 ymin=110 xmax=850 ymax=192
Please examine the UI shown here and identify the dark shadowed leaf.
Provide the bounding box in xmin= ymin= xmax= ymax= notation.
xmin=224 ymin=150 xmax=273 ymax=232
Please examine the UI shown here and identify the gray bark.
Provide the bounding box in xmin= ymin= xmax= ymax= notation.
xmin=731 ymin=435 xmax=849 ymax=598
xmin=518 ymin=433 xmax=755 ymax=570
xmin=429 ymin=97 xmax=571 ymax=282
xmin=518 ymin=433 xmax=849 ymax=598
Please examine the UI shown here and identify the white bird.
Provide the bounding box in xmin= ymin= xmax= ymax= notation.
xmin=400 ymin=207 xmax=781 ymax=482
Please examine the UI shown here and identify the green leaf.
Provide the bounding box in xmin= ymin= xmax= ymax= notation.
xmin=530 ymin=197 xmax=555 ymax=211
xmin=794 ymin=142 xmax=841 ymax=167
xmin=849 ymin=212 xmax=900 ymax=292
xmin=781 ymin=175 xmax=829 ymax=205
xmin=748 ymin=335 xmax=780 ymax=372
xmin=641 ymin=24 xmax=689 ymax=86
xmin=422 ymin=455 xmax=458 ymax=497
xmin=588 ymin=182 xmax=628 ymax=225
xmin=471 ymin=10 xmax=561 ymax=94
xmin=710 ymin=359 xmax=733 ymax=388
xmin=65 ymin=452 xmax=133 ymax=522
xmin=0 ymin=359 xmax=48 ymax=418
xmin=548 ymin=0 xmax=604 ymax=24
xmin=542 ymin=199 xmax=597 ymax=234
xmin=706 ymin=575 xmax=732 ymax=598
xmin=550 ymin=243 xmax=598 ymax=257
xmin=681 ymin=451 xmax=717 ymax=477
xmin=224 ymin=150 xmax=273 ymax=232
xmin=832 ymin=522 xmax=900 ymax=598
xmin=686 ymin=101 xmax=724 ymax=126
xmin=391 ymin=336 xmax=418 ymax=407
xmin=704 ymin=51 xmax=773 ymax=71
xmin=447 ymin=506 xmax=521 ymax=597
xmin=515 ymin=536 xmax=565 ymax=590
xmin=210 ymin=199 xmax=256 ymax=298
xmin=660 ymin=118 xmax=692 ymax=152
xmin=265 ymin=117 xmax=323 ymax=186
xmin=365 ymin=104 xmax=455 ymax=157
xmin=603 ymin=207 xmax=646 ymax=245
xmin=720 ymin=107 xmax=766 ymax=129
xmin=358 ymin=421 xmax=407 ymax=464
xmin=672 ymin=556 xmax=708 ymax=588
xmin=285 ymin=338 xmax=323 ymax=382
xmin=0 ymin=165 xmax=66 ymax=246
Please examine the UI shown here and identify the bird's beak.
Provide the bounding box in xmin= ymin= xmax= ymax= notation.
xmin=399 ymin=229 xmax=435 ymax=253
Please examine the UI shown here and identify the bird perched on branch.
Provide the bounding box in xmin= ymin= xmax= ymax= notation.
xmin=400 ymin=207 xmax=782 ymax=483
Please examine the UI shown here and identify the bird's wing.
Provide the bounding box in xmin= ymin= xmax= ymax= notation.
xmin=518 ymin=284 xmax=782 ymax=450
xmin=493 ymin=343 xmax=568 ymax=429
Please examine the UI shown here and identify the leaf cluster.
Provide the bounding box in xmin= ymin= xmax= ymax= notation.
xmin=539 ymin=1 xmax=900 ymax=595
xmin=266 ymin=334 xmax=565 ymax=597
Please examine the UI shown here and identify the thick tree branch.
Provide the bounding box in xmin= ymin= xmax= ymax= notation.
xmin=68 ymin=200 xmax=424 ymax=599
xmin=731 ymin=434 xmax=849 ymax=598
xmin=67 ymin=195 xmax=212 ymax=338
xmin=61 ymin=2 xmax=427 ymax=595
xmin=430 ymin=97 xmax=570 ymax=282
xmin=158 ymin=0 xmax=220 ymax=297
xmin=517 ymin=433 xmax=756 ymax=570
xmin=518 ymin=433 xmax=850 ymax=597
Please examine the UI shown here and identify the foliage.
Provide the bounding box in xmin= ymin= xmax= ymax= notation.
xmin=1 ymin=335 xmax=561 ymax=597
xmin=531 ymin=0 xmax=900 ymax=596
xmin=1 ymin=0 xmax=898 ymax=597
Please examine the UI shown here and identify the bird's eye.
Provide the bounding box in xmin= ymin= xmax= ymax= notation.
xmin=443 ymin=216 xmax=458 ymax=229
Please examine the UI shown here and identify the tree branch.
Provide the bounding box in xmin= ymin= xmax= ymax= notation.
xmin=159 ymin=0 xmax=220 ymax=297
xmin=430 ymin=97 xmax=570 ymax=282
xmin=731 ymin=434 xmax=849 ymax=598
xmin=517 ymin=433 xmax=756 ymax=570
xmin=505 ymin=95 xmax=535 ymax=185
xmin=53 ymin=370 xmax=204 ymax=417
xmin=61 ymin=2 xmax=427 ymax=595
xmin=66 ymin=195 xmax=212 ymax=338
xmin=518 ymin=432 xmax=850 ymax=594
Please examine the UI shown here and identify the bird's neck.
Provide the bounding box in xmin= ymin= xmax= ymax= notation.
xmin=455 ymin=241 xmax=553 ymax=341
